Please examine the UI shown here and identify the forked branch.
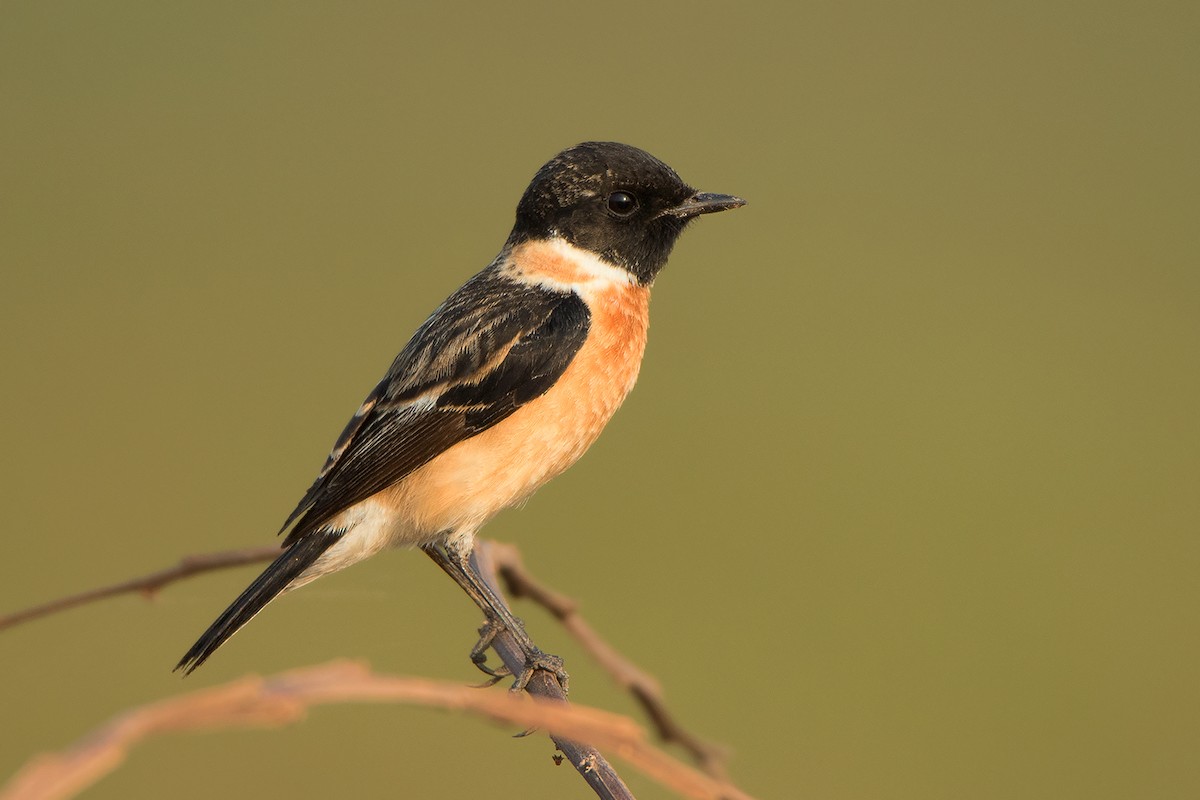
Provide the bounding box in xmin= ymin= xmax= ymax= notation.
xmin=483 ymin=541 xmax=731 ymax=779
xmin=1 ymin=541 xmax=746 ymax=797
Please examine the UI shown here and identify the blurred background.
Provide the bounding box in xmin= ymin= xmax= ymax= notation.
xmin=2 ymin=2 xmax=1197 ymax=798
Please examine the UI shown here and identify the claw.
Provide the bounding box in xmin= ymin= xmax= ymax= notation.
xmin=463 ymin=615 xmax=569 ymax=695
xmin=470 ymin=653 xmax=504 ymax=678
xmin=511 ymin=649 xmax=569 ymax=694
xmin=469 ymin=673 xmax=507 ymax=689
xmin=469 ymin=619 xmax=507 ymax=677
xmin=470 ymin=650 xmax=504 ymax=677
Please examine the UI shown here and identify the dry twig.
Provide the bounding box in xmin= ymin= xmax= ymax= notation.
xmin=484 ymin=541 xmax=732 ymax=779
xmin=0 ymin=660 xmax=754 ymax=800
xmin=2 ymin=541 xmax=744 ymax=795
xmin=468 ymin=545 xmax=637 ymax=799
xmin=0 ymin=546 xmax=279 ymax=632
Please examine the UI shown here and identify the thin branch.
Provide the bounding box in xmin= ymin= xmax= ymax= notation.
xmin=1 ymin=541 xmax=743 ymax=791
xmin=0 ymin=546 xmax=279 ymax=632
xmin=0 ymin=661 xmax=754 ymax=800
xmin=484 ymin=541 xmax=731 ymax=779
xmin=470 ymin=545 xmax=635 ymax=800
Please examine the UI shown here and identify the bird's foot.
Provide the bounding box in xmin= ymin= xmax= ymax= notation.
xmin=511 ymin=648 xmax=568 ymax=694
xmin=469 ymin=619 xmax=510 ymax=680
xmin=467 ymin=619 xmax=568 ymax=694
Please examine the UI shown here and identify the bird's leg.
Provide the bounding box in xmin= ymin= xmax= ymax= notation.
xmin=422 ymin=541 xmax=568 ymax=693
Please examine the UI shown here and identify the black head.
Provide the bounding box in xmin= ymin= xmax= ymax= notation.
xmin=508 ymin=142 xmax=745 ymax=284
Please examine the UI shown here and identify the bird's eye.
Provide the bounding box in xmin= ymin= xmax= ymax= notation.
xmin=606 ymin=191 xmax=639 ymax=217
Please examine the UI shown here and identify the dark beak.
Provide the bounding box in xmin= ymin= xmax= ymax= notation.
xmin=663 ymin=191 xmax=747 ymax=219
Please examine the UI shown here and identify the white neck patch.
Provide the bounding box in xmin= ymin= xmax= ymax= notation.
xmin=510 ymin=237 xmax=638 ymax=296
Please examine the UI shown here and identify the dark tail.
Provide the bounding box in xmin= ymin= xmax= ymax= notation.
xmin=175 ymin=530 xmax=342 ymax=674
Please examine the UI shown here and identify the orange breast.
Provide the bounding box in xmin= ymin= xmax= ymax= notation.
xmin=382 ymin=246 xmax=651 ymax=542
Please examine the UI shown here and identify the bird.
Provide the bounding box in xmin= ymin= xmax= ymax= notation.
xmin=176 ymin=141 xmax=745 ymax=688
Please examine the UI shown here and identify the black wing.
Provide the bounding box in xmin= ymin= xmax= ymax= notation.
xmin=281 ymin=267 xmax=591 ymax=546
xmin=177 ymin=266 xmax=591 ymax=674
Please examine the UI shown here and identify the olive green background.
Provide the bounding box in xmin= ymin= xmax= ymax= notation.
xmin=2 ymin=2 xmax=1197 ymax=798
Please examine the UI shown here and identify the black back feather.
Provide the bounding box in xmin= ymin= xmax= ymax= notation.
xmin=281 ymin=272 xmax=590 ymax=548
xmin=178 ymin=272 xmax=590 ymax=671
